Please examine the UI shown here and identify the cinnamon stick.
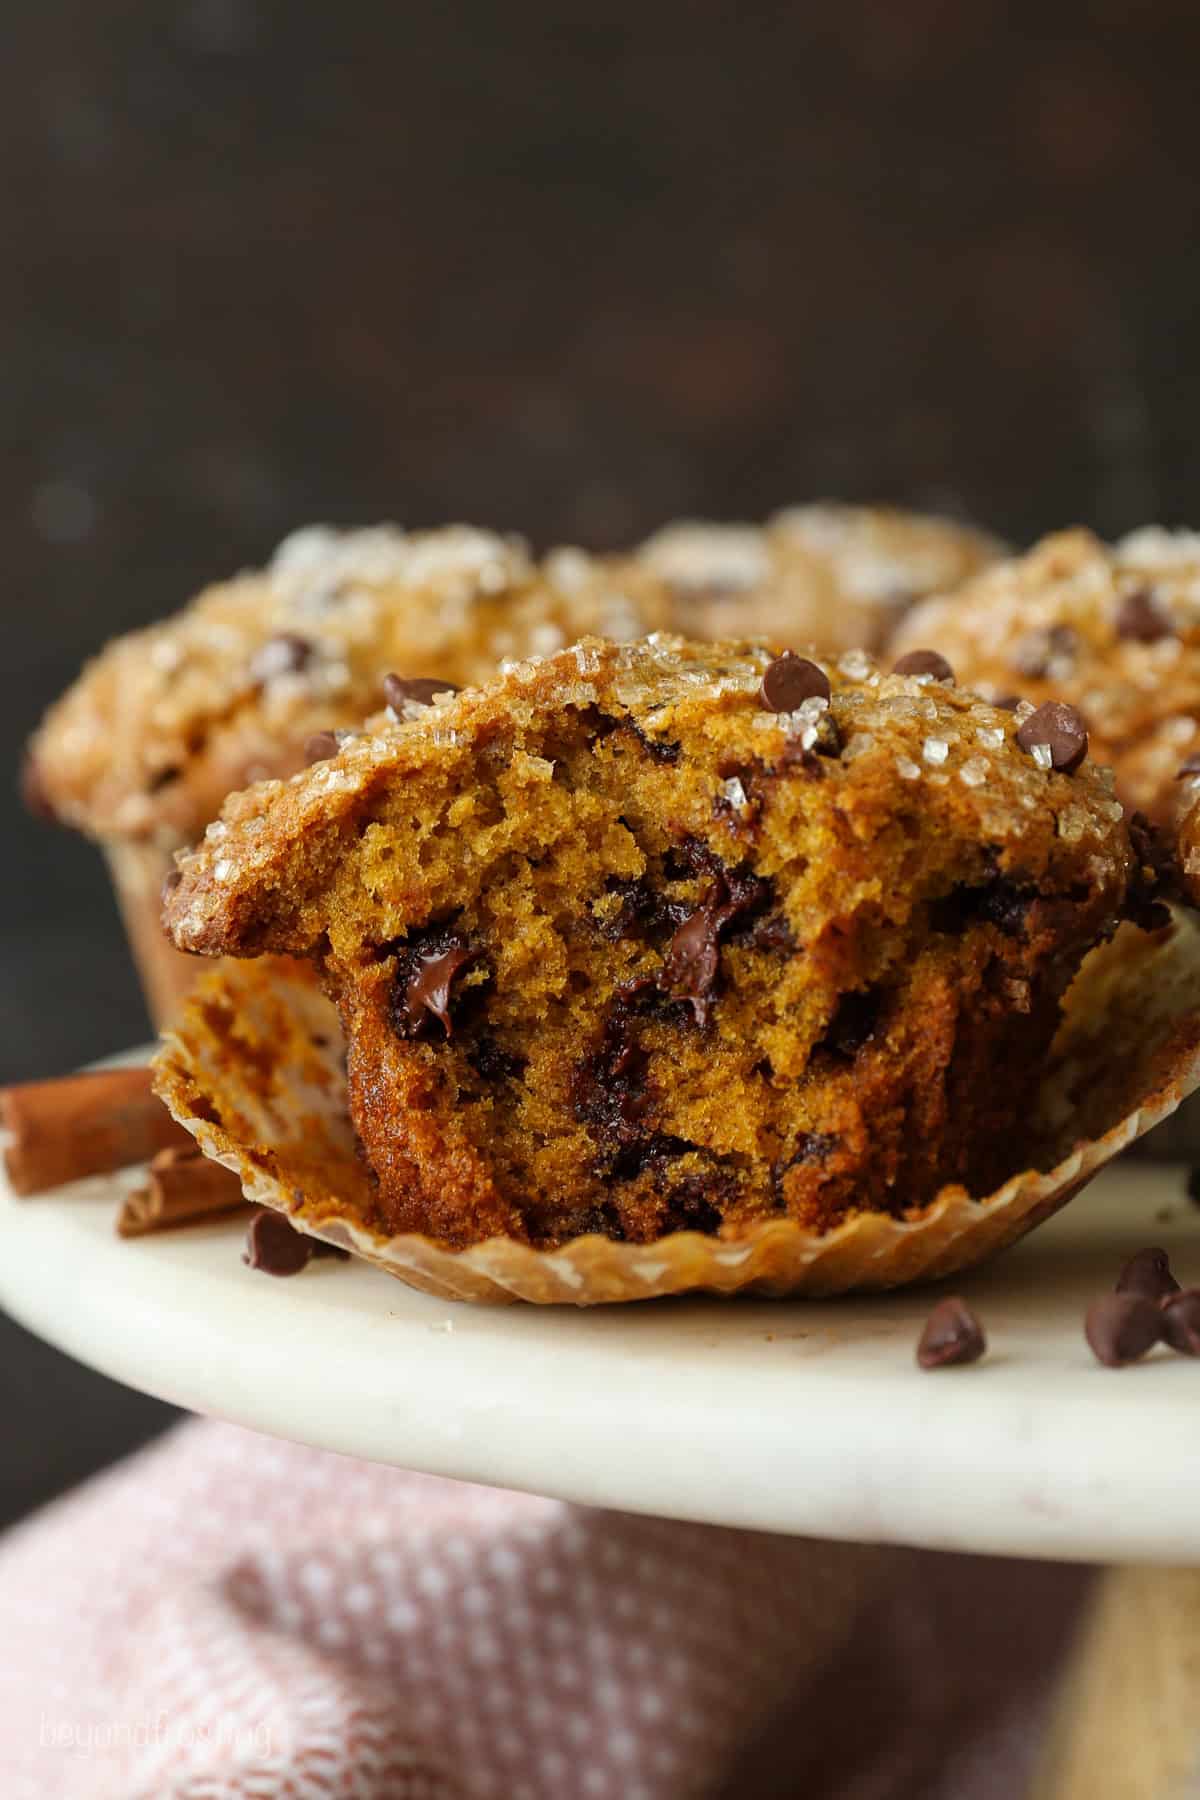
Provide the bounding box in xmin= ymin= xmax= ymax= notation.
xmin=117 ymin=1145 xmax=248 ymax=1238
xmin=1 ymin=1067 xmax=191 ymax=1196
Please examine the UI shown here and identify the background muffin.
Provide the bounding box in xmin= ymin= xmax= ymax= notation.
xmin=892 ymin=527 xmax=1200 ymax=826
xmin=164 ymin=635 xmax=1147 ymax=1253
xmin=639 ymin=503 xmax=1003 ymax=654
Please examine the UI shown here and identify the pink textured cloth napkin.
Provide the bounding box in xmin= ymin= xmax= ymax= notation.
xmin=0 ymin=1420 xmax=1087 ymax=1799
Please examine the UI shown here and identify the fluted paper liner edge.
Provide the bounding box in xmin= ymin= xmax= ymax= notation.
xmin=152 ymin=918 xmax=1200 ymax=1305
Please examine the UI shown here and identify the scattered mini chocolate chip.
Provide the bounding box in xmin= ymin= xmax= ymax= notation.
xmin=1011 ymin=624 xmax=1078 ymax=680
xmin=242 ymin=1210 xmax=314 ymax=1277
xmin=305 ymin=730 xmax=342 ymax=765
xmin=1162 ymin=1289 xmax=1200 ymax=1356
xmin=1115 ymin=587 xmax=1173 ymax=643
xmin=893 ymin=648 xmax=954 ymax=684
xmin=1115 ymin=1245 xmax=1180 ymax=1302
xmin=916 ymin=1298 xmax=986 ymax=1369
xmin=249 ymin=633 xmax=313 ymax=684
xmin=1015 ymin=701 xmax=1089 ymax=774
xmin=992 ymin=694 xmax=1022 ymax=712
xmin=1176 ymin=754 xmax=1200 ymax=780
xmin=759 ymin=653 xmax=830 ymax=712
xmin=383 ymin=673 xmax=458 ymax=712
xmin=1084 ymin=1293 xmax=1163 ymax=1367
xmin=390 ymin=932 xmax=481 ymax=1039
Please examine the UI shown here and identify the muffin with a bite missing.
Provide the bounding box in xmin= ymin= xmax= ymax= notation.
xmin=155 ymin=633 xmax=1198 ymax=1301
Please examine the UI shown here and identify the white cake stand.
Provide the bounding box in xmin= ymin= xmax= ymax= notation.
xmin=3 ymin=1066 xmax=1199 ymax=1567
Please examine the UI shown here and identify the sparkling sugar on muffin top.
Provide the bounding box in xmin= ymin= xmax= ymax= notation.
xmin=892 ymin=527 xmax=1200 ymax=825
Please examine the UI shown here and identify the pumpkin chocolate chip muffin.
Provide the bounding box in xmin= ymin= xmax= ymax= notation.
xmin=163 ymin=633 xmax=1155 ymax=1254
xmin=639 ymin=503 xmax=1004 ymax=655
xmin=891 ymin=526 xmax=1200 ymax=827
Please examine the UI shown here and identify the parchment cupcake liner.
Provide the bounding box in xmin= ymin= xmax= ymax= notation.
xmin=153 ymin=917 xmax=1200 ymax=1306
xmin=105 ymin=841 xmax=207 ymax=1028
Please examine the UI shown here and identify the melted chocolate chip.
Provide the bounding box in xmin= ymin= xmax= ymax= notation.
xmin=249 ymin=634 xmax=313 ymax=684
xmin=467 ymin=1036 xmax=526 ymax=1082
xmin=760 ymin=654 xmax=830 ymax=712
xmin=624 ymin=719 xmax=681 ymax=764
xmin=1162 ymin=1290 xmax=1200 ymax=1356
xmin=242 ymin=1210 xmax=314 ymax=1277
xmin=389 ymin=927 xmax=481 ymax=1039
xmin=1015 ymin=701 xmax=1089 ymax=774
xmin=1115 ymin=1246 xmax=1180 ymax=1303
xmin=662 ymin=907 xmax=723 ymax=1026
xmin=1085 ymin=1293 xmax=1163 ymax=1366
xmin=661 ymin=861 xmax=771 ymax=1025
xmin=929 ymin=867 xmax=1032 ymax=939
xmin=570 ymin=990 xmax=655 ymax=1153
xmin=660 ymin=1176 xmax=724 ymax=1235
xmin=819 ymin=988 xmax=883 ymax=1059
xmin=596 ymin=876 xmax=674 ymax=943
xmin=383 ymin=673 xmax=459 ymax=711
xmin=893 ymin=649 xmax=954 ymax=683
xmin=1115 ymin=588 xmax=1173 ymax=643
xmin=740 ymin=910 xmax=796 ymax=953
xmin=916 ymin=1298 xmax=986 ymax=1369
xmin=1011 ymin=624 xmax=1078 ymax=680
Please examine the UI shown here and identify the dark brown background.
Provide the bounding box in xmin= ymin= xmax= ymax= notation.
xmin=3 ymin=0 xmax=1197 ymax=1524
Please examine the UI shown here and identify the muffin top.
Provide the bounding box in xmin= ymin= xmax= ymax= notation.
xmin=27 ymin=523 xmax=672 ymax=850
xmin=638 ymin=503 xmax=1004 ymax=654
xmin=165 ymin=631 xmax=1136 ymax=965
xmin=27 ymin=505 xmax=1001 ymax=854
xmin=892 ymin=527 xmax=1200 ymax=824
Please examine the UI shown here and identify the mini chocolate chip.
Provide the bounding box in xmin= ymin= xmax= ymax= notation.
xmin=1084 ymin=1293 xmax=1163 ymax=1366
xmin=305 ymin=730 xmax=342 ymax=765
xmin=384 ymin=673 xmax=458 ymax=711
xmin=760 ymin=653 xmax=831 ymax=712
xmin=992 ymin=694 xmax=1022 ymax=712
xmin=147 ymin=765 xmax=182 ymax=793
xmin=242 ymin=1210 xmax=313 ymax=1277
xmin=1015 ymin=701 xmax=1089 ymax=774
xmin=1011 ymin=624 xmax=1078 ymax=680
xmin=1115 ymin=1246 xmax=1180 ymax=1302
xmin=1176 ymin=754 xmax=1200 ymax=780
xmin=1115 ymin=588 xmax=1173 ymax=643
xmin=893 ymin=648 xmax=954 ymax=684
xmin=390 ymin=930 xmax=481 ymax=1039
xmin=249 ymin=634 xmax=313 ymax=684
xmin=1162 ymin=1289 xmax=1200 ymax=1356
xmin=916 ymin=1298 xmax=986 ymax=1369
xmin=467 ymin=1036 xmax=526 ymax=1082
